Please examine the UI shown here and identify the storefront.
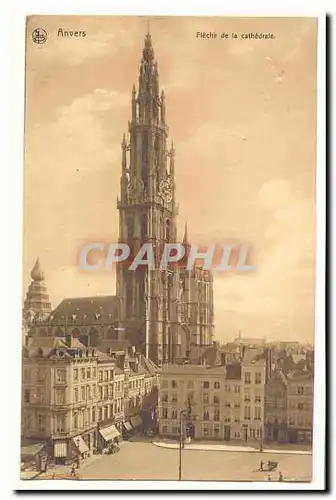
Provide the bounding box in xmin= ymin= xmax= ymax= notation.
xmin=53 ymin=440 xmax=68 ymax=464
xmin=99 ymin=424 xmax=120 ymax=450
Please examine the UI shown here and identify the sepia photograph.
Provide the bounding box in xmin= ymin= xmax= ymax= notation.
xmin=18 ymin=13 xmax=325 ymax=489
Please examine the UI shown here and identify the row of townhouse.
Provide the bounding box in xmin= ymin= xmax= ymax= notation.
xmin=21 ymin=335 xmax=159 ymax=463
xmin=158 ymin=348 xmax=266 ymax=442
xmin=265 ymin=369 xmax=313 ymax=444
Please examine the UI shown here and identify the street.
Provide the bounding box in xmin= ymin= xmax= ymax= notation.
xmin=76 ymin=441 xmax=312 ymax=482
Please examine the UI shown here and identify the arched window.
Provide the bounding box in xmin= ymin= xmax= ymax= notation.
xmin=89 ymin=327 xmax=99 ymax=346
xmin=127 ymin=216 xmax=134 ymax=241
xmin=141 ymin=132 xmax=149 ymax=190
xmin=141 ymin=213 xmax=148 ymax=243
xmin=126 ymin=280 xmax=133 ymax=317
xmin=72 ymin=328 xmax=81 ymax=338
xmin=165 ymin=219 xmax=171 ymax=241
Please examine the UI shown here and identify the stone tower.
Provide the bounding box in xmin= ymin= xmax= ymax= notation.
xmin=116 ymin=33 xmax=214 ymax=365
xmin=24 ymin=257 xmax=51 ymax=318
xmin=23 ymin=257 xmax=51 ymax=342
xmin=116 ymin=32 xmax=178 ymax=366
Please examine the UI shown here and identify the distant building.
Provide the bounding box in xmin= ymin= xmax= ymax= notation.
xmin=286 ymin=369 xmax=313 ymax=444
xmin=158 ymin=348 xmax=266 ymax=442
xmin=241 ymin=348 xmax=266 ymax=442
xmin=264 ymin=371 xmax=288 ymax=443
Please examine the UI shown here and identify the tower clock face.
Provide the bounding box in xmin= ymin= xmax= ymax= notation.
xmin=159 ymin=180 xmax=172 ymax=202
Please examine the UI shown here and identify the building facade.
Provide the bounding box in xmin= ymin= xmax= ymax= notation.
xmin=286 ymin=370 xmax=313 ymax=444
xmin=264 ymin=371 xmax=288 ymax=443
xmin=21 ymin=336 xmax=98 ymax=463
xmin=158 ymin=348 xmax=266 ymax=443
xmin=21 ymin=334 xmax=160 ymax=463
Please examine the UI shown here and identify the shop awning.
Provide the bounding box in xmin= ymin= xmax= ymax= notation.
xmin=123 ymin=421 xmax=133 ymax=432
xmin=73 ymin=435 xmax=89 ymax=454
xmin=99 ymin=425 xmax=120 ymax=442
xmin=54 ymin=441 xmax=67 ymax=458
xmin=21 ymin=443 xmax=44 ymax=458
xmin=130 ymin=415 xmax=142 ymax=428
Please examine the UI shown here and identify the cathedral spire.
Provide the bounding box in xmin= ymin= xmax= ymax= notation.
xmin=30 ymin=256 xmax=45 ymax=281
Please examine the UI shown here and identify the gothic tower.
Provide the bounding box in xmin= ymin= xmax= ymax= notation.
xmin=116 ymin=33 xmax=215 ymax=365
xmin=116 ymin=33 xmax=177 ymax=366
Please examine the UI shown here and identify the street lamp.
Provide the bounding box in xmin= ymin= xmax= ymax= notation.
xmin=178 ymin=409 xmax=188 ymax=481
xmin=260 ymin=424 xmax=263 ymax=452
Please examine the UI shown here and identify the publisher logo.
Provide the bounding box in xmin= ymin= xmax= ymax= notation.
xmin=32 ymin=28 xmax=47 ymax=44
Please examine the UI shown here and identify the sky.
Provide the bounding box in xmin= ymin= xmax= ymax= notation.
xmin=23 ymin=16 xmax=317 ymax=343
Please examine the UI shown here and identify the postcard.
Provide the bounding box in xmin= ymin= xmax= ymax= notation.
xmin=18 ymin=14 xmax=324 ymax=489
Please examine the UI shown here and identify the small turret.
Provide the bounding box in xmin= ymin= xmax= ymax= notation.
xmin=161 ymin=90 xmax=166 ymax=124
xmin=132 ymin=84 xmax=137 ymax=121
xmin=183 ymin=221 xmax=190 ymax=246
xmin=30 ymin=257 xmax=45 ymax=281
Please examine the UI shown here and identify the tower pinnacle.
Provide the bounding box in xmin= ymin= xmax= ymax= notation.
xmin=183 ymin=222 xmax=189 ymax=245
xmin=30 ymin=257 xmax=45 ymax=281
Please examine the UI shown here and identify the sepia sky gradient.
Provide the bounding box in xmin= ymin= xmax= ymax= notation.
xmin=24 ymin=16 xmax=317 ymax=342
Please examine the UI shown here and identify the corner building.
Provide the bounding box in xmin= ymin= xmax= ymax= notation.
xmin=116 ymin=33 xmax=214 ymax=366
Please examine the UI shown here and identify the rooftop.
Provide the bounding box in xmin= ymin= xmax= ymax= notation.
xmin=51 ymin=296 xmax=119 ymax=322
xmin=242 ymin=347 xmax=266 ymax=365
xmin=161 ymin=364 xmax=227 ymax=376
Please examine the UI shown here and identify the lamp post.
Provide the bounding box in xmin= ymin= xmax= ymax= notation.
xmin=178 ymin=409 xmax=188 ymax=481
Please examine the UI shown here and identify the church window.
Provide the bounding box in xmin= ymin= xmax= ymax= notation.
xmin=165 ymin=219 xmax=171 ymax=241
xmin=127 ymin=216 xmax=134 ymax=241
xmin=126 ymin=280 xmax=133 ymax=316
xmin=141 ymin=132 xmax=149 ymax=189
xmin=141 ymin=213 xmax=148 ymax=243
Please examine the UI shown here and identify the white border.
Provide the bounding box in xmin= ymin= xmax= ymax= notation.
xmin=4 ymin=0 xmax=327 ymax=495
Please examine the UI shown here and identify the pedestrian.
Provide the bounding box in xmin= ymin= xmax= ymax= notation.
xmin=268 ymin=474 xmax=271 ymax=481
xmin=70 ymin=463 xmax=76 ymax=477
xmin=279 ymin=471 xmax=283 ymax=482
xmin=260 ymin=460 xmax=264 ymax=471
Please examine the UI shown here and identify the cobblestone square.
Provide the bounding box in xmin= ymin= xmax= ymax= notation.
xmin=78 ymin=442 xmax=312 ymax=482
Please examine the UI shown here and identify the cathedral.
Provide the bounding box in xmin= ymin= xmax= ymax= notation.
xmin=24 ymin=33 xmax=215 ymax=366
xmin=115 ymin=32 xmax=214 ymax=365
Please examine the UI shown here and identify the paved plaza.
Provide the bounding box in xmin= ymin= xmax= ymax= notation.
xmin=67 ymin=441 xmax=312 ymax=483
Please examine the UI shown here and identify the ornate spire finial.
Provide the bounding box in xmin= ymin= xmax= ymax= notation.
xmin=30 ymin=257 xmax=45 ymax=282
xmin=132 ymin=84 xmax=136 ymax=96
xmin=183 ymin=222 xmax=189 ymax=245
xmin=143 ymin=27 xmax=154 ymax=61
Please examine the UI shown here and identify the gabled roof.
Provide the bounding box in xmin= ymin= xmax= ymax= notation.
xmin=51 ymin=296 xmax=119 ymax=322
xmin=160 ymin=364 xmax=227 ymax=376
xmin=96 ymin=350 xmax=114 ymax=363
xmin=242 ymin=347 xmax=266 ymax=365
xmin=24 ymin=336 xmax=87 ymax=359
xmin=138 ymin=354 xmax=160 ymax=376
